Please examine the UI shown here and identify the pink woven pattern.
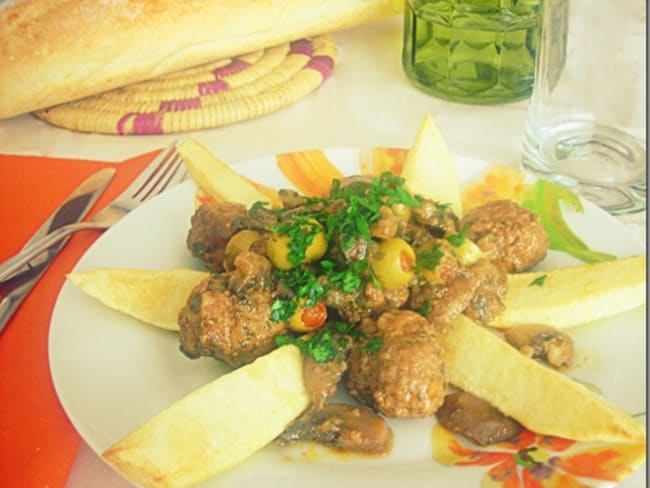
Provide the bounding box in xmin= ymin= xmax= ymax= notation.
xmin=36 ymin=35 xmax=337 ymax=135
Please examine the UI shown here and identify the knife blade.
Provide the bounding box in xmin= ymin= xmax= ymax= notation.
xmin=0 ymin=167 xmax=116 ymax=333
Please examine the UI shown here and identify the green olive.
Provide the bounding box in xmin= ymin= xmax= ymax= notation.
xmin=267 ymin=219 xmax=327 ymax=270
xmin=369 ymin=237 xmax=416 ymax=290
xmin=288 ymin=300 xmax=328 ymax=332
xmin=223 ymin=230 xmax=262 ymax=270
xmin=416 ymin=240 xmax=456 ymax=285
xmin=391 ymin=202 xmax=412 ymax=223
xmin=451 ymin=238 xmax=485 ymax=266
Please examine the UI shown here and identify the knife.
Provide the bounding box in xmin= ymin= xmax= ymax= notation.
xmin=0 ymin=167 xmax=116 ymax=333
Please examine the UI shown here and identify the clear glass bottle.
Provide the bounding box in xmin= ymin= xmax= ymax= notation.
xmin=402 ymin=0 xmax=541 ymax=104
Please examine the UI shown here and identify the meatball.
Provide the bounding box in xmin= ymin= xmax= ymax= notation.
xmin=461 ymin=200 xmax=549 ymax=273
xmin=346 ymin=310 xmax=445 ymax=418
xmin=177 ymin=253 xmax=285 ymax=367
xmin=186 ymin=201 xmax=247 ymax=272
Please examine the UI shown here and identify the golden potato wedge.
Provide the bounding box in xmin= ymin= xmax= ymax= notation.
xmin=401 ymin=113 xmax=462 ymax=216
xmin=103 ymin=345 xmax=310 ymax=488
xmin=443 ymin=315 xmax=646 ymax=443
xmin=492 ymin=255 xmax=647 ymax=329
xmin=177 ymin=139 xmax=282 ymax=208
xmin=67 ymin=268 xmax=208 ymax=330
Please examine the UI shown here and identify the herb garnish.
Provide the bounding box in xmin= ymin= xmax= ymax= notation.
xmin=416 ymin=244 xmax=444 ymax=271
xmin=275 ymin=321 xmax=382 ymax=362
xmin=323 ymin=260 xmax=368 ymax=293
xmin=275 ymin=321 xmax=358 ymax=363
xmin=418 ymin=300 xmax=432 ymax=318
xmin=249 ymin=201 xmax=268 ymax=214
xmin=270 ymin=216 xmax=322 ymax=267
xmin=268 ymin=172 xmax=421 ymax=333
xmin=362 ymin=336 xmax=383 ymax=355
xmin=529 ymin=274 xmax=548 ymax=287
xmin=447 ymin=224 xmax=468 ymax=247
xmin=324 ymin=172 xmax=420 ymax=248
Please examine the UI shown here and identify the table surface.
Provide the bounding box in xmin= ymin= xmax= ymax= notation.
xmin=0 ymin=14 xmax=645 ymax=488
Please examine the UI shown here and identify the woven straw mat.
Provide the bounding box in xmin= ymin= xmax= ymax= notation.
xmin=35 ymin=35 xmax=337 ymax=135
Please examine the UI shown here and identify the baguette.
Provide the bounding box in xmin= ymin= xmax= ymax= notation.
xmin=0 ymin=0 xmax=401 ymax=119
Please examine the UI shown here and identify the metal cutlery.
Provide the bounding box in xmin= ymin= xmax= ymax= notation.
xmin=0 ymin=167 xmax=116 ymax=332
xmin=0 ymin=142 xmax=187 ymax=283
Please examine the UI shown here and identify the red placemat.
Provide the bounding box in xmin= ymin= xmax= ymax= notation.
xmin=0 ymin=148 xmax=167 ymax=488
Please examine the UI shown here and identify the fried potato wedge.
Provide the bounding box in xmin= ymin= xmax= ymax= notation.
xmin=492 ymin=255 xmax=646 ymax=329
xmin=67 ymin=268 xmax=208 ymax=331
xmin=401 ymin=113 xmax=462 ymax=216
xmin=443 ymin=315 xmax=646 ymax=443
xmin=69 ymin=256 xmax=646 ymax=334
xmin=103 ymin=345 xmax=310 ymax=488
xmin=177 ymin=139 xmax=282 ymax=208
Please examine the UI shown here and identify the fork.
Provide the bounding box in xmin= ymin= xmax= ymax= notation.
xmin=0 ymin=142 xmax=188 ymax=282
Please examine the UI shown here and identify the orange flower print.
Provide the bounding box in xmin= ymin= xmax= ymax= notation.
xmin=433 ymin=424 xmax=645 ymax=488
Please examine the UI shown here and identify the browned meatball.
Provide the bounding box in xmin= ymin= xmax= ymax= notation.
xmin=177 ymin=253 xmax=285 ymax=367
xmin=186 ymin=201 xmax=247 ymax=272
xmin=461 ymin=200 xmax=549 ymax=273
xmin=346 ymin=310 xmax=445 ymax=418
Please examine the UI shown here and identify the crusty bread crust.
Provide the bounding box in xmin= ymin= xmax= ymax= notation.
xmin=0 ymin=0 xmax=400 ymax=119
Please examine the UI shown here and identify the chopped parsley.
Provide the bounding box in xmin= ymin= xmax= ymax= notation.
xmin=275 ymin=321 xmax=382 ymax=363
xmin=270 ymin=298 xmax=298 ymax=322
xmin=270 ymin=216 xmax=322 ymax=267
xmin=324 ymin=260 xmax=367 ymax=293
xmin=268 ymin=172 xmax=422 ymax=329
xmin=529 ymin=274 xmax=548 ymax=287
xmin=324 ymin=172 xmax=420 ymax=248
xmin=416 ymin=244 xmax=444 ymax=271
xmin=275 ymin=322 xmax=355 ymax=363
xmin=362 ymin=336 xmax=383 ymax=355
xmin=447 ymin=224 xmax=468 ymax=247
xmin=249 ymin=201 xmax=269 ymax=214
xmin=418 ymin=300 xmax=432 ymax=318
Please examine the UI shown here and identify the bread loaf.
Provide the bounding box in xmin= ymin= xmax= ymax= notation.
xmin=0 ymin=0 xmax=401 ymax=120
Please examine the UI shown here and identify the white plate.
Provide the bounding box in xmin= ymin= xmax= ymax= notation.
xmin=50 ymin=149 xmax=646 ymax=488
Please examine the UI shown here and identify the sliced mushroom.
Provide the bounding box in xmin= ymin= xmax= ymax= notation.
xmin=504 ymin=324 xmax=574 ymax=370
xmin=435 ymin=391 xmax=522 ymax=446
xmin=276 ymin=403 xmax=393 ymax=455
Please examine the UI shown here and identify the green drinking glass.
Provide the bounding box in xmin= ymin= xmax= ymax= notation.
xmin=402 ymin=0 xmax=540 ymax=104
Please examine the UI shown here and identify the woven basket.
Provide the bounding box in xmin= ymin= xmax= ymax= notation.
xmin=35 ymin=35 xmax=337 ymax=135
